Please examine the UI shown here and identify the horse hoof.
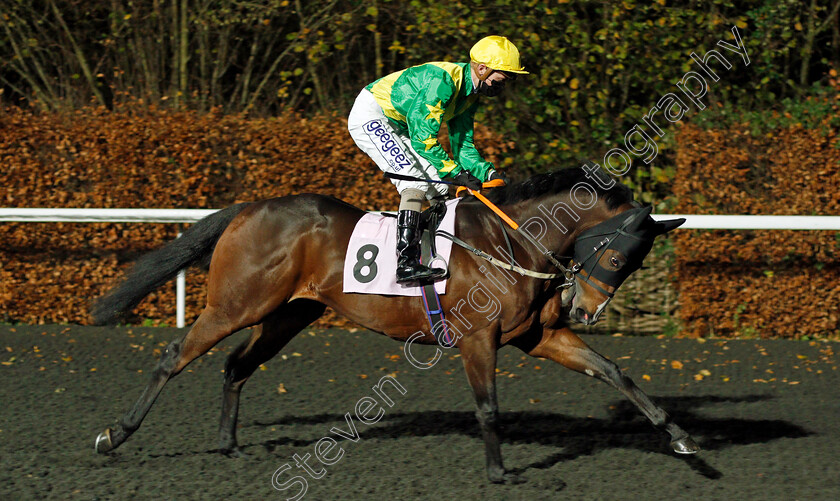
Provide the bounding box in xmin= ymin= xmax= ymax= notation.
xmin=504 ymin=472 xmax=526 ymax=485
xmin=488 ymin=469 xmax=524 ymax=484
xmin=671 ymin=436 xmax=700 ymax=455
xmin=222 ymin=447 xmax=250 ymax=459
xmin=94 ymin=428 xmax=114 ymax=454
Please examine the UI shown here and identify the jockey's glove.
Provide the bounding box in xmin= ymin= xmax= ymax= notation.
xmin=487 ymin=169 xmax=509 ymax=185
xmin=451 ymin=170 xmax=483 ymax=190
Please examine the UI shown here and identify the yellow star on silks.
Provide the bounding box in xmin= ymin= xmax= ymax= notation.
xmin=440 ymin=159 xmax=458 ymax=174
xmin=421 ymin=135 xmax=438 ymax=151
xmin=425 ymin=100 xmax=445 ymax=123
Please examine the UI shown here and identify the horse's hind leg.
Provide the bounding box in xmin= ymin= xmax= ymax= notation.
xmin=519 ymin=327 xmax=700 ymax=454
xmin=94 ymin=305 xmax=261 ymax=454
xmin=218 ymin=299 xmax=326 ymax=456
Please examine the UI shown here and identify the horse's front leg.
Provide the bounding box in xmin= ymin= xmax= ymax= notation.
xmin=459 ymin=331 xmax=521 ymax=484
xmin=520 ymin=327 xmax=700 ymax=454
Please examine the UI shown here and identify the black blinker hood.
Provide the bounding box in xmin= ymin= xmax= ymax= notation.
xmin=573 ymin=207 xmax=656 ymax=289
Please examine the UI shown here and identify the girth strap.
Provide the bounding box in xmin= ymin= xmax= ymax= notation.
xmin=420 ymin=229 xmax=453 ymax=345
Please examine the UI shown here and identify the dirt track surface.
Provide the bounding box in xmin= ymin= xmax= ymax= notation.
xmin=1 ymin=324 xmax=838 ymax=500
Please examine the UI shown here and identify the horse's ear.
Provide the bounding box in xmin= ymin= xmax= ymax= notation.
xmin=654 ymin=217 xmax=686 ymax=235
xmin=626 ymin=205 xmax=653 ymax=230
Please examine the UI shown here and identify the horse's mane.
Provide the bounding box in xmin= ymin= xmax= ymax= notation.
xmin=484 ymin=167 xmax=633 ymax=210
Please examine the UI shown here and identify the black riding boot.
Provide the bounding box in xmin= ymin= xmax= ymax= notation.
xmin=396 ymin=210 xmax=446 ymax=283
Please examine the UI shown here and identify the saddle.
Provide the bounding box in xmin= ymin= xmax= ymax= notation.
xmin=343 ymin=199 xmax=458 ymax=297
xmin=382 ymin=200 xmax=451 ymax=344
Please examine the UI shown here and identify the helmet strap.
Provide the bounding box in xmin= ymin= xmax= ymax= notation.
xmin=472 ymin=61 xmax=493 ymax=82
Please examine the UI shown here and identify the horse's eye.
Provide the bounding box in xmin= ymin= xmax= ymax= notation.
xmin=610 ymin=256 xmax=621 ymax=268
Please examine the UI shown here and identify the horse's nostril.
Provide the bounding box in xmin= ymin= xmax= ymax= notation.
xmin=575 ymin=308 xmax=586 ymax=319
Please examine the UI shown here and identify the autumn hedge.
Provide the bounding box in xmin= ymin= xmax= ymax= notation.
xmin=672 ymin=109 xmax=840 ymax=339
xmin=3 ymin=98 xmax=839 ymax=339
xmin=0 ymin=105 xmax=510 ymax=327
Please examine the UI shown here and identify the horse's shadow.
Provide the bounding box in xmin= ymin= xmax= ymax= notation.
xmin=249 ymin=394 xmax=810 ymax=480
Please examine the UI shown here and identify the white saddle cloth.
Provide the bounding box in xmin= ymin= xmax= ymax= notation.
xmin=342 ymin=198 xmax=460 ymax=296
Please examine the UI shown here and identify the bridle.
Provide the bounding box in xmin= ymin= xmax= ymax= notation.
xmin=439 ymin=199 xmax=653 ymax=296
xmin=569 ymin=208 xmax=653 ymax=298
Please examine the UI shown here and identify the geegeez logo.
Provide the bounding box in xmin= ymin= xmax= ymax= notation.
xmin=363 ymin=120 xmax=412 ymax=171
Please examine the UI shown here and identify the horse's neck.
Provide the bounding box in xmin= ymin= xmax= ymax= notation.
xmin=501 ymin=193 xmax=607 ymax=263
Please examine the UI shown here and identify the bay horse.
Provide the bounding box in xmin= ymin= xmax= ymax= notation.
xmin=91 ymin=167 xmax=698 ymax=483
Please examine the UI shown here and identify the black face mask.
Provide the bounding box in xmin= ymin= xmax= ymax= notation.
xmin=572 ymin=207 xmax=685 ymax=296
xmin=476 ymin=79 xmax=504 ymax=97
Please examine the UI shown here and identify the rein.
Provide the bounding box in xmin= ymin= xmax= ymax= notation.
xmin=383 ymin=173 xmax=585 ymax=288
xmin=435 ymin=229 xmax=568 ymax=281
xmin=453 ymin=182 xmax=578 ymax=287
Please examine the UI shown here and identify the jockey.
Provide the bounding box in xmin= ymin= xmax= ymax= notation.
xmin=348 ymin=35 xmax=527 ymax=283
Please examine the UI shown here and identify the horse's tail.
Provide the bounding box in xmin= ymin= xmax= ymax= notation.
xmin=91 ymin=202 xmax=252 ymax=325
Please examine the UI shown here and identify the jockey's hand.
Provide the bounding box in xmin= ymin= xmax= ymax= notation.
xmin=451 ymin=170 xmax=483 ymax=190
xmin=487 ymin=169 xmax=509 ymax=185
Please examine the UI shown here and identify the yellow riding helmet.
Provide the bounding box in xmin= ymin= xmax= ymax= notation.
xmin=469 ymin=36 xmax=529 ymax=75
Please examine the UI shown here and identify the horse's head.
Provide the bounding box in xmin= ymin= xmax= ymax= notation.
xmin=561 ymin=205 xmax=684 ymax=325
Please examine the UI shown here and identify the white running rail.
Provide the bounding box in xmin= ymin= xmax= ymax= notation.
xmin=651 ymin=214 xmax=840 ymax=230
xmin=3 ymin=208 xmax=840 ymax=328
